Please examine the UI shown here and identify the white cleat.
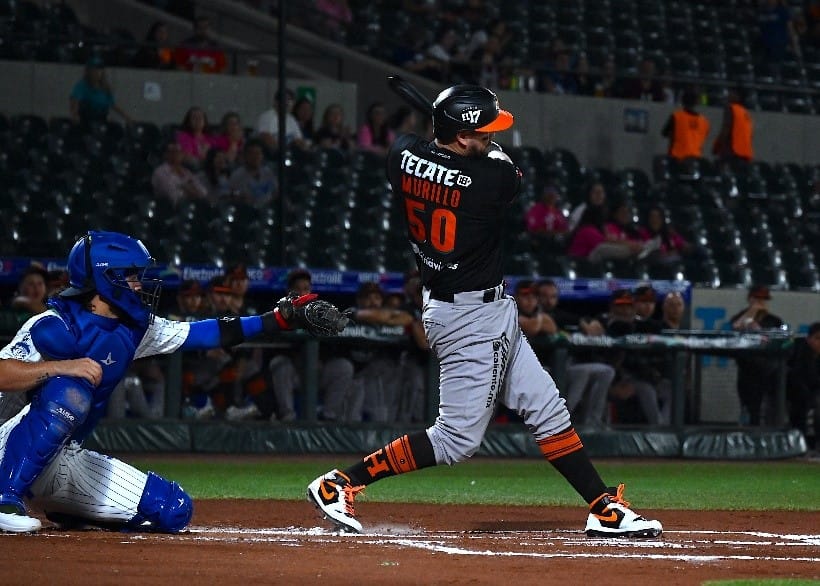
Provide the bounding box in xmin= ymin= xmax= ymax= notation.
xmin=585 ymin=483 xmax=662 ymax=538
xmin=306 ymin=469 xmax=364 ymax=533
xmin=0 ymin=510 xmax=42 ymax=533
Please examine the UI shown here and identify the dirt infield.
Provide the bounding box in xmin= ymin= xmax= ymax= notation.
xmin=3 ymin=501 xmax=818 ymax=585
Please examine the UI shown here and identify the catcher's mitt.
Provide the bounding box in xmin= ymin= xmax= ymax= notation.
xmin=276 ymin=293 xmax=349 ymax=336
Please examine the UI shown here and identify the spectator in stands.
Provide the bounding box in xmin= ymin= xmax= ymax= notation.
xmin=211 ymin=111 xmax=246 ymax=166
xmin=197 ymin=147 xmax=232 ymax=202
xmin=712 ymin=87 xmax=754 ymax=166
xmin=177 ymin=278 xmax=232 ymax=420
xmin=176 ymin=106 xmax=217 ymax=169
xmin=542 ymin=50 xmax=579 ymax=95
xmin=390 ymin=106 xmax=419 ymax=138
xmin=151 ymin=140 xmax=208 ymax=206
xmin=393 ymin=28 xmax=447 ymax=80
xmin=292 ymin=97 xmax=316 ymax=145
xmin=395 ymin=269 xmax=429 ymax=423
xmin=538 ymin=279 xmax=605 ymax=337
xmin=69 ymin=56 xmax=132 ymax=128
xmin=604 ymin=289 xmax=671 ymax=426
xmin=662 ymin=89 xmax=711 ymax=161
xmin=106 ymin=359 xmax=165 ymax=420
xmin=525 ymin=184 xmax=569 ymax=254
xmin=661 ymin=291 xmax=686 ymax=330
xmin=518 ymin=279 xmax=614 ymax=427
xmin=618 ymin=56 xmax=667 ymax=102
xmin=605 ymin=200 xmax=652 ymax=248
xmin=637 ymin=205 xmax=694 ymax=270
xmin=228 ymin=139 xmax=278 ymax=207
xmin=593 ymin=55 xmax=618 ymax=98
xmin=425 ymin=27 xmax=471 ymax=83
xmin=357 ymin=102 xmax=395 ymax=157
xmin=567 ymin=204 xmax=644 ymax=264
xmin=466 ymin=18 xmax=512 ymax=62
xmin=132 ymin=20 xmax=175 ymax=69
xmin=632 ymin=285 xmax=663 ymax=332
xmin=470 ymin=33 xmax=509 ymax=88
xmin=345 ymin=282 xmax=415 ymax=422
xmin=314 ymin=103 xmax=355 ymax=152
xmin=266 ymin=268 xmax=313 ymax=423
xmin=10 ymin=266 xmax=48 ymax=316
xmin=45 ymin=270 xmax=69 ymax=298
xmin=266 ymin=268 xmax=360 ymax=422
xmin=175 ymin=14 xmax=227 ymax=73
xmin=757 ymin=0 xmax=802 ymax=65
xmin=568 ymin=181 xmax=607 ymax=232
xmin=316 ymin=0 xmax=353 ymax=42
xmin=574 ymin=53 xmax=596 ymax=96
xmin=730 ymin=284 xmax=785 ymax=425
xmin=787 ymin=322 xmax=820 ymax=450
xmin=166 ymin=279 xmax=206 ymax=321
xmin=256 ymin=88 xmax=309 ymax=152
xmin=223 ymin=268 xmax=269 ymax=423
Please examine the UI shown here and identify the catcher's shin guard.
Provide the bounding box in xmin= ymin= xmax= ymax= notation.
xmin=0 ymin=378 xmax=92 ymax=506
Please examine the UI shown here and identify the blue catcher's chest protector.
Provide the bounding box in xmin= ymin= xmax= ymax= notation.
xmin=32 ymin=298 xmax=147 ymax=438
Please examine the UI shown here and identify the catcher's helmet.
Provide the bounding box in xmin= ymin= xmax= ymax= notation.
xmin=432 ymin=84 xmax=514 ymax=140
xmin=61 ymin=230 xmax=162 ymax=327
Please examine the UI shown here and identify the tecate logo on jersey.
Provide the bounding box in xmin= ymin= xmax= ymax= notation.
xmin=400 ymin=149 xmax=468 ymax=187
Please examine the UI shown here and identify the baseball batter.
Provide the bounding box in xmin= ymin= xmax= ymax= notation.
xmin=308 ymin=84 xmax=662 ymax=538
xmin=0 ymin=230 xmax=347 ymax=533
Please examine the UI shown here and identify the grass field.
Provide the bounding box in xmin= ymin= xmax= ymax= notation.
xmin=130 ymin=456 xmax=820 ymax=511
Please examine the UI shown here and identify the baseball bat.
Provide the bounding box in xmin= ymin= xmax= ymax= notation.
xmin=387 ymin=75 xmax=433 ymax=117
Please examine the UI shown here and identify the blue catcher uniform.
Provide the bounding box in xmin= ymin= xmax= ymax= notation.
xmin=0 ymin=231 xmax=302 ymax=533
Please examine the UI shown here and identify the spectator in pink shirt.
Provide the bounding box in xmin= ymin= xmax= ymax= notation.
xmin=525 ymin=184 xmax=569 ymax=253
xmin=151 ymin=141 xmax=208 ymax=206
xmin=357 ymin=102 xmax=395 ymax=157
xmin=604 ymin=201 xmax=644 ymax=243
xmin=211 ymin=111 xmax=246 ymax=166
xmin=567 ymin=204 xmax=646 ymax=263
xmin=637 ymin=205 xmax=693 ymax=267
xmin=176 ymin=106 xmax=217 ymax=169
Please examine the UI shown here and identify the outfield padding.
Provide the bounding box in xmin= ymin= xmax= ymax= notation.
xmin=86 ymin=421 xmax=807 ymax=459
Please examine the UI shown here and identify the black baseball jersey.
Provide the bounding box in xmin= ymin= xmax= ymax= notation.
xmin=386 ymin=133 xmax=521 ymax=296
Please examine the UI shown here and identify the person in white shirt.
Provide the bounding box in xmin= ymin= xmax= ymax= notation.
xmin=255 ymin=88 xmax=310 ymax=151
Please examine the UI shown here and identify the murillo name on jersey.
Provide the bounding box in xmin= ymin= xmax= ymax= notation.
xmin=400 ymin=149 xmax=463 ymax=208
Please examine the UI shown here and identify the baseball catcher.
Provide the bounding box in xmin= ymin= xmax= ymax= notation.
xmin=0 ymin=230 xmax=347 ymax=533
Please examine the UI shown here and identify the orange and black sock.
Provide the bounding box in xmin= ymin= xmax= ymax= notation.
xmin=537 ymin=426 xmax=607 ymax=505
xmin=343 ymin=431 xmax=436 ymax=486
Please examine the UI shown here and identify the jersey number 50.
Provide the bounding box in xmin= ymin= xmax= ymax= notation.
xmin=405 ymin=200 xmax=456 ymax=253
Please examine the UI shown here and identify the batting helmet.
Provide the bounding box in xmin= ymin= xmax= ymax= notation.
xmin=432 ymin=84 xmax=514 ymax=140
xmin=60 ymin=230 xmax=162 ymax=327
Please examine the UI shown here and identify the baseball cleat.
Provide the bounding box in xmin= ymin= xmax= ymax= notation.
xmin=584 ymin=483 xmax=662 ymax=538
xmin=0 ymin=498 xmax=42 ymax=533
xmin=307 ymin=469 xmax=364 ymax=533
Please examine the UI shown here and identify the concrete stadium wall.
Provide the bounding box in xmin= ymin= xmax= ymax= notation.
xmin=2 ymin=60 xmax=818 ymax=178
xmin=0 ymin=60 xmax=358 ymax=136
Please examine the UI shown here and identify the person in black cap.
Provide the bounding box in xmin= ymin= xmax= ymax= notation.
xmin=633 ymin=285 xmax=663 ymax=333
xmin=730 ymin=284 xmax=785 ymax=425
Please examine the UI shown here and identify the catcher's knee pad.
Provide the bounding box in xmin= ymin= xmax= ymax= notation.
xmin=0 ymin=377 xmax=91 ymax=496
xmin=130 ymin=472 xmax=193 ymax=533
